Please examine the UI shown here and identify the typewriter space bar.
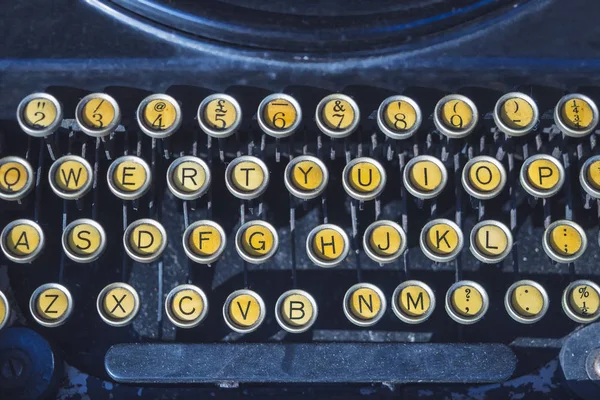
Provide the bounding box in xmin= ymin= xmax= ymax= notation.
xmin=105 ymin=343 xmax=516 ymax=384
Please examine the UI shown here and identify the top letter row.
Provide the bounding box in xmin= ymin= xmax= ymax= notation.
xmin=16 ymin=91 xmax=599 ymax=140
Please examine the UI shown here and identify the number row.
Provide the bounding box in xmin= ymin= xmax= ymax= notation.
xmin=1 ymin=278 xmax=597 ymax=332
xmin=16 ymin=91 xmax=599 ymax=140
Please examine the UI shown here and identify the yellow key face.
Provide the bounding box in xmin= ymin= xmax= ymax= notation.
xmin=526 ymin=159 xmax=560 ymax=190
xmin=349 ymin=162 xmax=382 ymax=193
xmin=263 ymin=98 xmax=298 ymax=131
xmin=586 ymin=160 xmax=600 ymax=190
xmin=398 ymin=285 xmax=431 ymax=317
xmin=511 ymin=285 xmax=544 ymax=317
xmin=549 ymin=224 xmax=582 ymax=256
xmin=349 ymin=287 xmax=382 ymax=320
xmin=128 ymin=223 xmax=164 ymax=256
xmin=475 ymin=224 xmax=509 ymax=257
xmin=0 ymin=295 xmax=6 ymax=325
xmin=368 ymin=225 xmax=402 ymax=257
xmin=54 ymin=160 xmax=89 ymax=192
xmin=188 ymin=225 xmax=222 ymax=257
xmin=441 ymin=99 xmax=473 ymax=130
xmin=500 ymin=97 xmax=535 ymax=129
xmin=281 ymin=293 xmax=314 ymax=327
xmin=425 ymin=223 xmax=460 ymax=255
xmin=291 ymin=160 xmax=324 ymax=191
xmin=322 ymin=99 xmax=355 ymax=130
xmin=312 ymin=228 xmax=346 ymax=261
xmin=103 ymin=287 xmax=136 ymax=320
xmin=171 ymin=289 xmax=204 ymax=322
xmin=143 ymin=99 xmax=178 ymax=131
xmin=409 ymin=161 xmax=443 ymax=192
xmin=561 ymin=97 xmax=595 ymax=130
xmin=67 ymin=223 xmax=102 ymax=256
xmin=82 ymin=97 xmax=115 ymax=129
xmin=172 ymin=161 xmax=207 ymax=193
xmin=24 ymin=98 xmax=58 ymax=128
xmin=232 ymin=161 xmax=264 ymax=192
xmin=383 ymin=100 xmax=418 ymax=132
xmin=204 ymin=98 xmax=238 ymax=131
xmin=241 ymin=225 xmax=274 ymax=257
xmin=468 ymin=161 xmax=502 ymax=193
xmin=0 ymin=161 xmax=29 ymax=194
xmin=113 ymin=160 xmax=148 ymax=192
xmin=228 ymin=293 xmax=262 ymax=328
xmin=569 ymin=284 xmax=600 ymax=317
xmin=451 ymin=285 xmax=483 ymax=317
xmin=36 ymin=288 xmax=69 ymax=320
xmin=5 ymin=224 xmax=40 ymax=256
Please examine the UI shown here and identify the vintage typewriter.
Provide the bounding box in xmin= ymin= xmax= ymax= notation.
xmin=2 ymin=0 xmax=600 ymax=399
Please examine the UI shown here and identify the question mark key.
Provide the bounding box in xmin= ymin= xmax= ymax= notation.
xmin=445 ymin=281 xmax=489 ymax=325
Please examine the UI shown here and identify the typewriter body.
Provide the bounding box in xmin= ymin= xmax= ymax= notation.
xmin=2 ymin=0 xmax=600 ymax=399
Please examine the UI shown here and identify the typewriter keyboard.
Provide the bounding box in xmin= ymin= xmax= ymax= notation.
xmin=1 ymin=85 xmax=600 ymax=388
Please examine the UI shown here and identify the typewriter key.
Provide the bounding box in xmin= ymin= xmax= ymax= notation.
xmin=306 ymin=224 xmax=350 ymax=268
xmin=284 ymin=155 xmax=328 ymax=200
xmin=493 ymin=92 xmax=539 ymax=137
xmin=225 ymin=155 xmax=269 ymax=200
xmin=223 ymin=289 xmax=266 ymax=333
xmin=554 ymin=93 xmax=599 ymax=138
xmin=363 ymin=220 xmax=407 ymax=264
xmin=48 ymin=155 xmax=93 ymax=200
xmin=0 ymin=219 xmax=44 ymax=263
xmin=29 ymin=283 xmax=73 ymax=328
xmin=343 ymin=283 xmax=386 ymax=327
xmin=197 ymin=93 xmax=242 ymax=138
xmin=0 ymin=290 xmax=9 ymax=330
xmin=17 ymin=93 xmax=63 ymax=137
xmin=183 ymin=220 xmax=226 ymax=264
xmin=315 ymin=94 xmax=360 ymax=138
xmin=377 ymin=95 xmax=422 ymax=140
xmin=542 ymin=220 xmax=587 ymax=263
xmin=562 ymin=280 xmax=600 ymax=323
xmin=257 ymin=93 xmax=302 ymax=138
xmin=235 ymin=220 xmax=278 ymax=264
xmin=61 ymin=218 xmax=106 ymax=263
xmin=275 ymin=289 xmax=318 ymax=333
xmin=469 ymin=220 xmax=513 ymax=264
xmin=434 ymin=94 xmax=478 ymax=139
xmin=461 ymin=156 xmax=507 ymax=200
xmin=419 ymin=219 xmax=463 ymax=263
xmin=392 ymin=280 xmax=436 ymax=324
xmin=165 ymin=284 xmax=209 ymax=329
xmin=123 ymin=219 xmax=167 ymax=263
xmin=97 ymin=283 xmax=140 ymax=327
xmin=137 ymin=94 xmax=182 ymax=139
xmin=107 ymin=155 xmax=152 ymax=200
xmin=519 ymin=154 xmax=564 ymax=198
xmin=0 ymin=156 xmax=34 ymax=201
xmin=403 ymin=155 xmax=448 ymax=200
xmin=342 ymin=157 xmax=386 ymax=201
xmin=445 ymin=280 xmax=489 ymax=325
xmin=75 ymin=93 xmax=120 ymax=137
xmin=579 ymin=155 xmax=600 ymax=198
xmin=505 ymin=280 xmax=549 ymax=324
xmin=166 ymin=156 xmax=211 ymax=200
